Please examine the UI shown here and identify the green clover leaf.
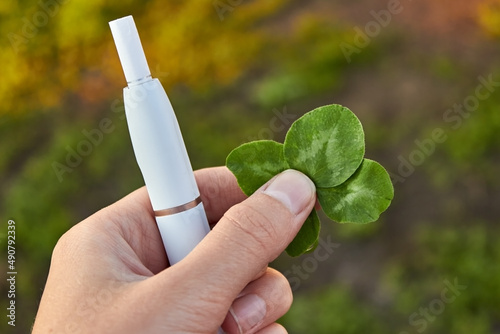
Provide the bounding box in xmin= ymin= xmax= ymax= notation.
xmin=317 ymin=159 xmax=394 ymax=224
xmin=226 ymin=140 xmax=288 ymax=196
xmin=284 ymin=104 xmax=365 ymax=187
xmin=226 ymin=104 xmax=394 ymax=256
xmin=285 ymin=210 xmax=321 ymax=257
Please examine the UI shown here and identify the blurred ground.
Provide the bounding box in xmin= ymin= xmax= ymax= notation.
xmin=1 ymin=0 xmax=500 ymax=333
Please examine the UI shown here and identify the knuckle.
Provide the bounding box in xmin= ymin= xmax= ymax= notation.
xmin=53 ymin=227 xmax=77 ymax=254
xmin=223 ymin=201 xmax=281 ymax=258
xmin=52 ymin=224 xmax=85 ymax=256
xmin=51 ymin=231 xmax=77 ymax=265
xmin=52 ymin=221 xmax=97 ymax=262
xmin=267 ymin=269 xmax=293 ymax=310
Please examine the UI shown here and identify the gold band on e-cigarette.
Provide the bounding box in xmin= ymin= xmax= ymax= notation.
xmin=154 ymin=196 xmax=202 ymax=217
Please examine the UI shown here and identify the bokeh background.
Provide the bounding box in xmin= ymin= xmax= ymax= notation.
xmin=1 ymin=0 xmax=500 ymax=333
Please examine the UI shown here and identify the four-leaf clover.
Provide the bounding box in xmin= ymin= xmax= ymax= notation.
xmin=226 ymin=104 xmax=394 ymax=256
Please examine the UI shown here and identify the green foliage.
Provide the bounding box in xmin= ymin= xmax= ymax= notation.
xmin=283 ymin=105 xmax=365 ymax=187
xmin=443 ymin=79 xmax=500 ymax=173
xmin=226 ymin=140 xmax=288 ymax=195
xmin=318 ymin=159 xmax=394 ymax=224
xmin=226 ymin=105 xmax=394 ymax=256
xmin=280 ymin=286 xmax=388 ymax=333
xmin=382 ymin=223 xmax=500 ymax=334
xmin=252 ymin=15 xmax=357 ymax=109
xmin=279 ymin=222 xmax=500 ymax=334
xmin=285 ymin=210 xmax=321 ymax=257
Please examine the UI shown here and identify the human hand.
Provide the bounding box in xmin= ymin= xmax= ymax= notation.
xmin=32 ymin=167 xmax=316 ymax=334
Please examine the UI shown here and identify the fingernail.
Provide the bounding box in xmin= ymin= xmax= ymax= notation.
xmin=229 ymin=294 xmax=266 ymax=333
xmin=262 ymin=170 xmax=316 ymax=216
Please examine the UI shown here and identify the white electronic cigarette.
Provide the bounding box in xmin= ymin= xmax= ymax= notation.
xmin=109 ymin=16 xmax=211 ymax=265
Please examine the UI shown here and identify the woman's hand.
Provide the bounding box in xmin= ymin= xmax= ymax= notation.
xmin=32 ymin=167 xmax=316 ymax=334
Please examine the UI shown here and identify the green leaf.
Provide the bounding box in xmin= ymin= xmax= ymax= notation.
xmin=225 ymin=104 xmax=395 ymax=257
xmin=286 ymin=210 xmax=321 ymax=257
xmin=317 ymin=159 xmax=394 ymax=224
xmin=283 ymin=104 xmax=365 ymax=187
xmin=226 ymin=140 xmax=288 ymax=196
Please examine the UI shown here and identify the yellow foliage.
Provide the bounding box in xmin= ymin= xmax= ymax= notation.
xmin=478 ymin=0 xmax=500 ymax=36
xmin=0 ymin=0 xmax=287 ymax=116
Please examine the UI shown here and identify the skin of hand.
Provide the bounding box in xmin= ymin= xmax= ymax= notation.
xmin=32 ymin=166 xmax=316 ymax=334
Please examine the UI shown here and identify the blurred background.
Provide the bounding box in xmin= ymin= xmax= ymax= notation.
xmin=1 ymin=0 xmax=500 ymax=333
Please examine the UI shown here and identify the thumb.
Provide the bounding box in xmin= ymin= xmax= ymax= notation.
xmin=187 ymin=170 xmax=314 ymax=296
xmin=144 ymin=169 xmax=316 ymax=331
xmin=203 ymin=169 xmax=316 ymax=287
